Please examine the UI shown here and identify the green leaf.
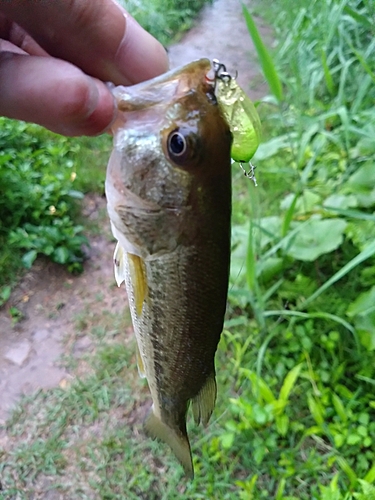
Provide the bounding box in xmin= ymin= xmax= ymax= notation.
xmin=334 ymin=433 xmax=345 ymax=448
xmin=276 ymin=414 xmax=289 ymax=436
xmin=242 ymin=4 xmax=283 ymax=101
xmin=347 ymin=433 xmax=361 ymax=445
xmin=331 ymin=393 xmax=347 ymax=423
xmin=220 ymin=432 xmax=235 ymax=449
xmin=279 ymin=364 xmax=302 ymax=402
xmin=254 ymin=134 xmax=294 ymax=160
xmin=307 ymin=394 xmax=325 ymax=426
xmin=352 ymin=313 xmax=375 ymax=351
xmin=347 ymin=286 xmax=375 ymax=317
xmin=275 ymin=478 xmax=286 ymax=500
xmin=347 ymin=162 xmax=375 ymax=208
xmin=364 ymin=463 xmax=375 ymax=484
xmin=285 ymin=219 xmax=347 ymax=261
xmin=22 ymin=249 xmax=37 ymax=269
xmin=53 ymin=246 xmax=70 ymax=264
xmin=0 ymin=285 xmax=11 ymax=306
xmin=241 ymin=369 xmax=276 ymax=403
xmin=358 ymin=480 xmax=375 ymax=500
xmin=323 ymin=194 xmax=358 ymax=211
xmin=67 ymin=189 xmax=84 ymax=199
xmin=348 ymin=162 xmax=375 ymax=188
xmin=253 ymin=444 xmax=267 ymax=464
xmin=337 ymin=456 xmax=358 ymax=487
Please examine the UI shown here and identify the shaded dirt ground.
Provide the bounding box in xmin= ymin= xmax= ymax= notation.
xmin=0 ymin=0 xmax=269 ymax=423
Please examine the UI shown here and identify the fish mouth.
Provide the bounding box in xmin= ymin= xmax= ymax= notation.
xmin=112 ymin=59 xmax=212 ymax=112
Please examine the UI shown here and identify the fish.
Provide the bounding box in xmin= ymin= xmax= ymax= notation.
xmin=105 ymin=59 xmax=232 ymax=477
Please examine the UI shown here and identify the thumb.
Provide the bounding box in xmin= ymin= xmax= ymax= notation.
xmin=0 ymin=53 xmax=115 ymax=136
xmin=0 ymin=0 xmax=169 ymax=85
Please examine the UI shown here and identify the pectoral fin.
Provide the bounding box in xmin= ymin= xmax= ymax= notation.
xmin=192 ymin=373 xmax=217 ymax=426
xmin=113 ymin=242 xmax=126 ymax=287
xmin=144 ymin=409 xmax=193 ymax=478
xmin=127 ymin=253 xmax=148 ymax=316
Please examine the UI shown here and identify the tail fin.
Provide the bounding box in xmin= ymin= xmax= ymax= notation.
xmin=144 ymin=409 xmax=193 ymax=478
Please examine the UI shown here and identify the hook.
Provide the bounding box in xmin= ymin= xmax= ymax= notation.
xmin=239 ymin=162 xmax=258 ymax=186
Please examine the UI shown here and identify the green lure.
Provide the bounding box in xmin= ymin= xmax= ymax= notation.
xmin=215 ymin=75 xmax=261 ymax=163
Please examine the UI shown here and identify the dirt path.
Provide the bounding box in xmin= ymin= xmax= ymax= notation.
xmin=0 ymin=0 xmax=269 ymax=424
xmin=168 ymin=0 xmax=270 ymax=100
xmin=0 ymin=197 xmax=123 ymax=424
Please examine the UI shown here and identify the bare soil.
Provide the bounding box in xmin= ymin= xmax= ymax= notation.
xmin=0 ymin=0 xmax=270 ymax=423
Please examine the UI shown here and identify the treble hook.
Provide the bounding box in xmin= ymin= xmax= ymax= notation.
xmin=212 ymin=59 xmax=227 ymax=77
xmin=239 ymin=162 xmax=257 ymax=186
xmin=212 ymin=59 xmax=239 ymax=90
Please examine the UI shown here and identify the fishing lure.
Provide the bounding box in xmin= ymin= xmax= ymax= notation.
xmin=212 ymin=59 xmax=261 ymax=184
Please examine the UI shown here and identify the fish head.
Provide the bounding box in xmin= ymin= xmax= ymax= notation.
xmin=106 ymin=59 xmax=232 ymax=257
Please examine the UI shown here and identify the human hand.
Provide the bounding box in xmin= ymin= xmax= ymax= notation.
xmin=0 ymin=0 xmax=169 ymax=136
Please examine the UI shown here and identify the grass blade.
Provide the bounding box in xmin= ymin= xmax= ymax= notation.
xmin=242 ymin=3 xmax=283 ymax=101
xmin=299 ymin=240 xmax=375 ymax=309
xmin=321 ymin=48 xmax=335 ymax=96
xmin=323 ymin=207 xmax=375 ymax=221
xmin=351 ymin=46 xmax=375 ymax=84
xmin=263 ymin=309 xmax=354 ymax=331
xmin=282 ymin=193 xmax=299 ymax=237
xmin=263 ymin=310 xmax=358 ymax=346
xmin=343 ymin=5 xmax=374 ymax=30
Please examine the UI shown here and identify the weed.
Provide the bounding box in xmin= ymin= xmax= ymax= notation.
xmin=220 ymin=0 xmax=375 ymax=497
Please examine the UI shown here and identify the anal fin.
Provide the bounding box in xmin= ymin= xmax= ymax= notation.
xmin=192 ymin=373 xmax=217 ymax=426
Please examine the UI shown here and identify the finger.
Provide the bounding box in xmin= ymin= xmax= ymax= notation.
xmin=0 ymin=13 xmax=48 ymax=56
xmin=0 ymin=52 xmax=115 ymax=136
xmin=0 ymin=39 xmax=27 ymax=55
xmin=0 ymin=0 xmax=169 ymax=85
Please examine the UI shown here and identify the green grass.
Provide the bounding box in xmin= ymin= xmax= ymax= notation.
xmin=119 ymin=0 xmax=213 ymax=46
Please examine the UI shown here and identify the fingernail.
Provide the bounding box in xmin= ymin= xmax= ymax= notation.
xmin=83 ymin=80 xmax=117 ymax=136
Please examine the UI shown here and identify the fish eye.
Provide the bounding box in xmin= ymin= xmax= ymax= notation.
xmin=167 ymin=131 xmax=187 ymax=158
xmin=166 ymin=127 xmax=199 ymax=166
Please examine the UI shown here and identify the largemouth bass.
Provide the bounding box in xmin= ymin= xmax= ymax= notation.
xmin=105 ymin=59 xmax=232 ymax=477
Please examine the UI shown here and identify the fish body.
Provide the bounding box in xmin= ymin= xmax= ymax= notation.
xmin=105 ymin=59 xmax=232 ymax=477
